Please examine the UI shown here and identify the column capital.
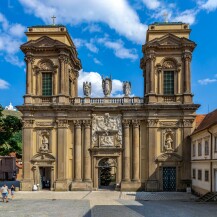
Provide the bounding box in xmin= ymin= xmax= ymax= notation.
xmin=57 ymin=119 xmax=68 ymax=128
xmin=73 ymin=120 xmax=82 ymax=128
xmin=122 ymin=119 xmax=131 ymax=127
xmin=23 ymin=120 xmax=34 ymax=128
xmin=83 ymin=120 xmax=91 ymax=128
xmin=132 ymin=119 xmax=140 ymax=127
xmin=182 ymin=53 xmax=192 ymax=61
xmin=25 ymin=55 xmax=35 ymax=64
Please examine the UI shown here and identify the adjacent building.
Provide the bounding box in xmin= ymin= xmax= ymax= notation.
xmin=191 ymin=110 xmax=217 ymax=194
xmin=17 ymin=22 xmax=199 ymax=191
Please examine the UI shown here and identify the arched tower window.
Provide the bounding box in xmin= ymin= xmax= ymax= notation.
xmin=42 ymin=72 xmax=52 ymax=96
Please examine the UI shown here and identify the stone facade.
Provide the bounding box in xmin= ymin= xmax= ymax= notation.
xmin=17 ymin=23 xmax=199 ymax=191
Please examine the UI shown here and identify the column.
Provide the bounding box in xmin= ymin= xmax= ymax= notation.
xmin=123 ymin=120 xmax=131 ymax=181
xmin=150 ymin=55 xmax=156 ymax=93
xmin=183 ymin=53 xmax=192 ymax=93
xmin=74 ymin=120 xmax=82 ymax=181
xmin=25 ymin=55 xmax=34 ymax=95
xmin=59 ymin=56 xmax=65 ymax=94
xmin=84 ymin=120 xmax=91 ymax=181
xmin=145 ymin=59 xmax=150 ymax=94
xmin=132 ymin=120 xmax=140 ymax=181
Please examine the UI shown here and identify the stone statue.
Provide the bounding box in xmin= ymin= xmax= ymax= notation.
xmin=102 ymin=77 xmax=112 ymax=97
xmin=123 ymin=81 xmax=131 ymax=97
xmin=164 ymin=134 xmax=173 ymax=151
xmin=40 ymin=134 xmax=49 ymax=151
xmin=83 ymin=81 xmax=91 ymax=97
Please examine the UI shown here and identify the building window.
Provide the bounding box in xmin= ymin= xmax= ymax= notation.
xmin=192 ymin=169 xmax=196 ymax=179
xmin=163 ymin=71 xmax=174 ymax=95
xmin=205 ymin=141 xmax=209 ymax=156
xmin=215 ymin=137 xmax=217 ymax=152
xmin=205 ymin=170 xmax=209 ymax=182
xmin=198 ymin=170 xmax=202 ymax=180
xmin=193 ymin=143 xmax=196 ymax=157
xmin=42 ymin=73 xmax=52 ymax=96
xmin=198 ymin=143 xmax=202 ymax=156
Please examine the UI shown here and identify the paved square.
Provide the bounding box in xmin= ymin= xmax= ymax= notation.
xmin=0 ymin=191 xmax=217 ymax=217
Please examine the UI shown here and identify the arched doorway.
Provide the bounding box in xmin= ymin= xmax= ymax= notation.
xmin=98 ymin=158 xmax=116 ymax=190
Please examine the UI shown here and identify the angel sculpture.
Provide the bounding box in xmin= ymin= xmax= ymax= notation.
xmin=83 ymin=81 xmax=91 ymax=97
xmin=123 ymin=81 xmax=131 ymax=97
xmin=102 ymin=77 xmax=112 ymax=97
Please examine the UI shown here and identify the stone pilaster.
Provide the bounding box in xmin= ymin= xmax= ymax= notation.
xmin=122 ymin=119 xmax=131 ymax=182
xmin=132 ymin=120 xmax=140 ymax=182
xmin=55 ymin=119 xmax=69 ymax=191
xmin=150 ymin=55 xmax=156 ymax=94
xmin=183 ymin=52 xmax=192 ymax=94
xmin=83 ymin=120 xmax=92 ymax=182
xmin=21 ymin=120 xmax=34 ymax=191
xmin=59 ymin=55 xmax=66 ymax=95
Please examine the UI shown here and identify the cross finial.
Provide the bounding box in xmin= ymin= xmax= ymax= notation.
xmin=51 ymin=15 xmax=56 ymax=25
xmin=163 ymin=12 xmax=168 ymax=23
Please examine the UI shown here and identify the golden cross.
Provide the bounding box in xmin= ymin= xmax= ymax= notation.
xmin=51 ymin=15 xmax=56 ymax=25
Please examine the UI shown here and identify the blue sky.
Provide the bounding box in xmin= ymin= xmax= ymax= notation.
xmin=0 ymin=0 xmax=217 ymax=114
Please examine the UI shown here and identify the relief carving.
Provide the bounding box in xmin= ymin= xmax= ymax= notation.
xmin=163 ymin=61 xmax=175 ymax=69
xmin=159 ymin=121 xmax=179 ymax=127
xmin=92 ymin=113 xmax=122 ymax=147
xmin=35 ymin=122 xmax=54 ymax=127
xmin=23 ymin=120 xmax=34 ymax=128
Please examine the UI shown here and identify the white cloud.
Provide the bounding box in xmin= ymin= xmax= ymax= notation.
xmin=0 ymin=13 xmax=25 ymax=67
xmin=9 ymin=23 xmax=26 ymax=38
xmin=0 ymin=79 xmax=10 ymax=89
xmin=173 ymin=9 xmax=198 ymax=25
xmin=78 ymin=70 xmax=123 ymax=97
xmin=200 ymin=0 xmax=217 ymax=11
xmin=198 ymin=78 xmax=217 ymax=85
xmin=93 ymin=58 xmax=102 ymax=65
xmin=73 ymin=38 xmax=98 ymax=53
xmin=142 ymin=0 xmax=161 ymax=10
xmin=98 ymin=38 xmax=138 ymax=60
xmin=83 ymin=24 xmax=101 ymax=33
xmin=19 ymin=0 xmax=147 ymax=44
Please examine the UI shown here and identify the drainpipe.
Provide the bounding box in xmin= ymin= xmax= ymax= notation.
xmin=207 ymin=129 xmax=213 ymax=192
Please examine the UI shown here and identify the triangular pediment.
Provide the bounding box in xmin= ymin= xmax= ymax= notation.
xmin=21 ymin=36 xmax=67 ymax=49
xmin=31 ymin=152 xmax=55 ymax=162
xmin=156 ymin=152 xmax=182 ymax=162
xmin=146 ymin=33 xmax=196 ymax=49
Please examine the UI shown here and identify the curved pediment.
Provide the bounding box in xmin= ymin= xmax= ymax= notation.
xmin=31 ymin=152 xmax=55 ymax=162
xmin=156 ymin=152 xmax=182 ymax=162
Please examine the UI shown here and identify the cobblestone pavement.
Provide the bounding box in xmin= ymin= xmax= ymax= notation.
xmin=1 ymin=191 xmax=217 ymax=217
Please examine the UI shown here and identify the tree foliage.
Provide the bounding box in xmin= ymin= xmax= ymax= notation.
xmin=0 ymin=105 xmax=22 ymax=156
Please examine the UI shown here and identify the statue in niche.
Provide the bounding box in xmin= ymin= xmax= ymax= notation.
xmin=164 ymin=134 xmax=173 ymax=151
xmin=123 ymin=81 xmax=131 ymax=97
xmin=40 ymin=134 xmax=49 ymax=151
xmin=83 ymin=81 xmax=91 ymax=97
xmin=102 ymin=77 xmax=112 ymax=97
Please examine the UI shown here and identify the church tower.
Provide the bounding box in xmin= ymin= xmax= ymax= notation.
xmin=141 ymin=22 xmax=196 ymax=104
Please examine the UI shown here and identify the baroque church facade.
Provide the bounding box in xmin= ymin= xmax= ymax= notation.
xmin=18 ymin=22 xmax=199 ymax=191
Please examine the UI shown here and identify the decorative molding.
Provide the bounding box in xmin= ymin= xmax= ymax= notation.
xmin=132 ymin=119 xmax=140 ymax=127
xmin=159 ymin=121 xmax=179 ymax=127
xmin=122 ymin=119 xmax=131 ymax=127
xmin=183 ymin=119 xmax=194 ymax=127
xmin=156 ymin=153 xmax=182 ymax=162
xmin=163 ymin=60 xmax=175 ymax=69
xmin=35 ymin=122 xmax=54 ymax=127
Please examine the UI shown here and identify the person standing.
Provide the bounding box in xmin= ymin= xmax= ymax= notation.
xmin=10 ymin=184 xmax=15 ymax=199
xmin=1 ymin=184 xmax=9 ymax=202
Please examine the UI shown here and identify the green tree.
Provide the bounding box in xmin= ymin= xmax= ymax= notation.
xmin=0 ymin=105 xmax=22 ymax=156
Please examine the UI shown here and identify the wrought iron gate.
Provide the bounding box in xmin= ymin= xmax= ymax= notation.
xmin=163 ymin=167 xmax=176 ymax=191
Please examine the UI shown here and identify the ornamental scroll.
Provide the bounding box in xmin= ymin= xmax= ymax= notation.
xmin=92 ymin=113 xmax=122 ymax=147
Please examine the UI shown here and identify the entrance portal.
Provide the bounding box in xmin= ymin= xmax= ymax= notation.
xmin=98 ymin=158 xmax=116 ymax=190
xmin=163 ymin=167 xmax=176 ymax=191
xmin=39 ymin=167 xmax=51 ymax=190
